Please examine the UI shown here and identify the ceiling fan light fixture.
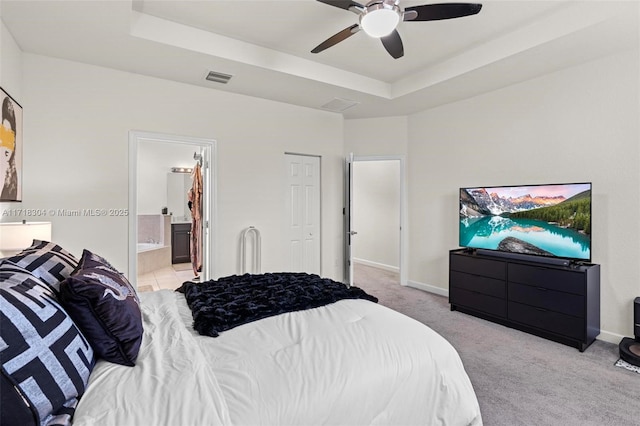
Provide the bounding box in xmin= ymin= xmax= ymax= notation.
xmin=360 ymin=2 xmax=402 ymax=38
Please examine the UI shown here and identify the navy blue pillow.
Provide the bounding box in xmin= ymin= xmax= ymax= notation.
xmin=59 ymin=250 xmax=143 ymax=367
xmin=0 ymin=262 xmax=95 ymax=426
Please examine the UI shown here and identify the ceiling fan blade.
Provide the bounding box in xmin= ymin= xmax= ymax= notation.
xmin=311 ymin=24 xmax=360 ymax=54
xmin=381 ymin=30 xmax=404 ymax=59
xmin=315 ymin=0 xmax=365 ymax=11
xmin=404 ymin=3 xmax=482 ymax=21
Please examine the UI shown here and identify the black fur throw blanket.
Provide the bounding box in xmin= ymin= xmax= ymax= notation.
xmin=176 ymin=272 xmax=378 ymax=337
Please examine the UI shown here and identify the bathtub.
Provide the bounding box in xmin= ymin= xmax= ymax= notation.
xmin=137 ymin=243 xmax=171 ymax=275
xmin=137 ymin=243 xmax=164 ymax=253
xmin=137 ymin=214 xmax=172 ymax=275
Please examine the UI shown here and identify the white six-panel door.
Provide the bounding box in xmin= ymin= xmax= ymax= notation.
xmin=285 ymin=154 xmax=321 ymax=274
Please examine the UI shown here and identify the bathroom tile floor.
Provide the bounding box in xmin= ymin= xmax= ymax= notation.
xmin=136 ymin=263 xmax=197 ymax=293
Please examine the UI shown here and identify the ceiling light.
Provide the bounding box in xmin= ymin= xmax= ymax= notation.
xmin=171 ymin=167 xmax=193 ymax=174
xmin=359 ymin=1 xmax=402 ymax=38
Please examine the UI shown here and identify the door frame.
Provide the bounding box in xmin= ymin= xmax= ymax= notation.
xmin=128 ymin=131 xmax=217 ymax=283
xmin=345 ymin=154 xmax=407 ymax=287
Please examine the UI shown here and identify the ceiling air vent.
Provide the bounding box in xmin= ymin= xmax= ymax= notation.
xmin=205 ymin=70 xmax=233 ymax=84
xmin=321 ymin=98 xmax=359 ymax=112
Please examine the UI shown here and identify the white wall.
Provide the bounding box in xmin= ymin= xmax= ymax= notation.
xmin=352 ymin=160 xmax=400 ymax=270
xmin=0 ymin=13 xmax=22 ymax=101
xmin=344 ymin=116 xmax=408 ymax=157
xmin=16 ymin=54 xmax=345 ymax=281
xmin=0 ymin=3 xmax=4 ymax=86
xmin=407 ymin=49 xmax=640 ymax=340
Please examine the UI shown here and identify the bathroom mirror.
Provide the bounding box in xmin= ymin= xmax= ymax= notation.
xmin=167 ymin=172 xmax=192 ymax=223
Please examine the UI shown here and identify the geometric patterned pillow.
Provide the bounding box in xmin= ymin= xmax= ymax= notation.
xmin=59 ymin=249 xmax=143 ymax=367
xmin=3 ymin=240 xmax=79 ymax=294
xmin=0 ymin=262 xmax=95 ymax=426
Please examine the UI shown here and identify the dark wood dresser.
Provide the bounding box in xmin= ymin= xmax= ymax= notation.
xmin=449 ymin=249 xmax=600 ymax=351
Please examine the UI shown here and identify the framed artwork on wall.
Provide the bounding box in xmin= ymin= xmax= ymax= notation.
xmin=1 ymin=87 xmax=22 ymax=202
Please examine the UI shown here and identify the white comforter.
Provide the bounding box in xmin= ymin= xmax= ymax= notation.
xmin=74 ymin=290 xmax=482 ymax=426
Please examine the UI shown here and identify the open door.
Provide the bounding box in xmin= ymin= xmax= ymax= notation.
xmin=344 ymin=153 xmax=355 ymax=286
xmin=344 ymin=154 xmax=406 ymax=288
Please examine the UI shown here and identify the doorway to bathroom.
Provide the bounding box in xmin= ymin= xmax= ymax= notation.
xmin=128 ymin=131 xmax=216 ymax=291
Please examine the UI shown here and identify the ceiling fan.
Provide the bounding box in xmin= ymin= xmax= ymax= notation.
xmin=311 ymin=0 xmax=482 ymax=59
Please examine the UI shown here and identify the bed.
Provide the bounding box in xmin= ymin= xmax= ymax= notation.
xmin=1 ymin=241 xmax=482 ymax=426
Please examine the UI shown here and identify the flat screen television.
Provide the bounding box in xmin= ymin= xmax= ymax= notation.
xmin=459 ymin=183 xmax=592 ymax=262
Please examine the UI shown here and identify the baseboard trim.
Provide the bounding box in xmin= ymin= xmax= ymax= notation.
xmin=406 ymin=280 xmax=449 ymax=297
xmin=353 ymin=258 xmax=399 ymax=274
xmin=596 ymin=330 xmax=626 ymax=345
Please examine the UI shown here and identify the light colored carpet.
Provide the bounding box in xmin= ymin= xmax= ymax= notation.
xmin=353 ymin=264 xmax=640 ymax=426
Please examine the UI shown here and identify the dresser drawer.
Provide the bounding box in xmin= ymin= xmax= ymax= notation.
xmin=508 ymin=263 xmax=584 ymax=295
xmin=509 ymin=282 xmax=584 ymax=318
xmin=450 ymin=270 xmax=505 ymax=298
xmin=450 ymin=254 xmax=505 ymax=280
xmin=508 ymin=301 xmax=584 ymax=341
xmin=450 ymin=287 xmax=506 ymax=318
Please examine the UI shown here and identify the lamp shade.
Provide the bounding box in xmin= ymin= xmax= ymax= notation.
xmin=0 ymin=221 xmax=52 ymax=257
